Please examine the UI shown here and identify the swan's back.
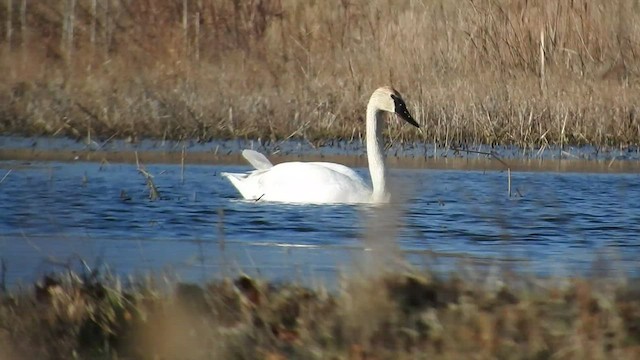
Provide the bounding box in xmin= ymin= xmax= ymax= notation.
xmin=222 ymin=162 xmax=372 ymax=204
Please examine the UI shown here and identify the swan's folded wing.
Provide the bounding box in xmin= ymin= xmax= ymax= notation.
xmin=242 ymin=149 xmax=273 ymax=170
xmin=309 ymin=162 xmax=365 ymax=185
xmin=253 ymin=163 xmax=371 ymax=203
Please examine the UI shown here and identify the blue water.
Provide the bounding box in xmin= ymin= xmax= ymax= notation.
xmin=1 ymin=160 xmax=639 ymax=288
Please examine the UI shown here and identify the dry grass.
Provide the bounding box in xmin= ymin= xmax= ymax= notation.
xmin=1 ymin=0 xmax=639 ymax=148
xmin=1 ymin=270 xmax=640 ymax=359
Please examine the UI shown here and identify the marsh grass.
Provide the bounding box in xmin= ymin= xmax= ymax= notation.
xmin=0 ymin=0 xmax=639 ymax=148
xmin=1 ymin=267 xmax=640 ymax=359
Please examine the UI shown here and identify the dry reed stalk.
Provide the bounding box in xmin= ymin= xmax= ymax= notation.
xmin=540 ymin=27 xmax=545 ymax=95
xmin=135 ymin=151 xmax=160 ymax=200
xmin=67 ymin=0 xmax=75 ymax=62
xmin=102 ymin=0 xmax=109 ymax=56
xmin=182 ymin=0 xmax=188 ymax=56
xmin=0 ymin=168 xmax=11 ymax=184
xmin=60 ymin=0 xmax=66 ymax=59
xmin=19 ymin=0 xmax=24 ymax=49
xmin=5 ymin=0 xmax=11 ymax=51
xmin=90 ymin=0 xmax=96 ymax=48
xmin=194 ymin=12 xmax=199 ymax=62
xmin=181 ymin=144 xmax=185 ymax=183
xmin=507 ymin=167 xmax=511 ymax=197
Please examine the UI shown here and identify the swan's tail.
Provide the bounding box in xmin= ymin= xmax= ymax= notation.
xmin=220 ymin=172 xmax=246 ymax=188
xmin=220 ymin=172 xmax=242 ymax=178
xmin=222 ymin=149 xmax=273 ymax=200
xmin=221 ymin=172 xmax=259 ymax=200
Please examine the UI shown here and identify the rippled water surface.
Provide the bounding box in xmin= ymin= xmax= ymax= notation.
xmin=1 ymin=159 xmax=639 ymax=287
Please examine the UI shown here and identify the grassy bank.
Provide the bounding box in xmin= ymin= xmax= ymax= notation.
xmin=1 ymin=270 xmax=640 ymax=359
xmin=1 ymin=0 xmax=639 ymax=148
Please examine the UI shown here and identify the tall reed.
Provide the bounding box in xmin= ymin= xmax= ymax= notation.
xmin=0 ymin=0 xmax=638 ymax=148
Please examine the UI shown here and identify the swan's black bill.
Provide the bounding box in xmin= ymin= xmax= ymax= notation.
xmin=391 ymin=94 xmax=419 ymax=128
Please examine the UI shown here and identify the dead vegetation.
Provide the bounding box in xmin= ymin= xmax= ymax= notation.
xmin=1 ymin=0 xmax=639 ymax=148
xmin=1 ymin=270 xmax=640 ymax=359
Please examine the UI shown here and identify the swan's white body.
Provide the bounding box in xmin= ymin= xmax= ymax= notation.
xmin=223 ymin=158 xmax=372 ymax=203
xmin=221 ymin=87 xmax=418 ymax=204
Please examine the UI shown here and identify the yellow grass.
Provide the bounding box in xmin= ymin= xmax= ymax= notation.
xmin=1 ymin=0 xmax=639 ymax=147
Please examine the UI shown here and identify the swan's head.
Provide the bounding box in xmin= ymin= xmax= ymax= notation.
xmin=370 ymin=86 xmax=419 ymax=128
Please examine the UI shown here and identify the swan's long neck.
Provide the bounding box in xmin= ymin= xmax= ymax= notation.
xmin=366 ymin=102 xmax=388 ymax=202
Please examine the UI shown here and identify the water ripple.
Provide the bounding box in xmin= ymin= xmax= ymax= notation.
xmin=0 ymin=161 xmax=639 ymax=286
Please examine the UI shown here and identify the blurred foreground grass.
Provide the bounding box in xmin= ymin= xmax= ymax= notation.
xmin=1 ymin=269 xmax=640 ymax=359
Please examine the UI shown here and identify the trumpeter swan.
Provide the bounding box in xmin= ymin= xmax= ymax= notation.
xmin=221 ymin=86 xmax=419 ymax=204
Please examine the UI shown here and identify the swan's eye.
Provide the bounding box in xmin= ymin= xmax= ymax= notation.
xmin=391 ymin=94 xmax=405 ymax=110
xmin=391 ymin=93 xmax=419 ymax=127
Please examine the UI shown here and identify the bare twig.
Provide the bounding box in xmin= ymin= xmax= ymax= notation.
xmin=0 ymin=169 xmax=12 ymax=185
xmin=181 ymin=145 xmax=186 ymax=184
xmin=451 ymin=146 xmax=513 ymax=197
xmin=135 ymin=151 xmax=160 ymax=200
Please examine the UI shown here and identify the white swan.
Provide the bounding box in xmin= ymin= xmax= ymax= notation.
xmin=221 ymin=86 xmax=419 ymax=204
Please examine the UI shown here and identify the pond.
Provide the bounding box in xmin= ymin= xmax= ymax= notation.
xmin=1 ymin=152 xmax=639 ymax=289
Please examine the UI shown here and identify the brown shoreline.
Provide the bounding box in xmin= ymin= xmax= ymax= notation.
xmin=2 ymin=148 xmax=640 ymax=173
